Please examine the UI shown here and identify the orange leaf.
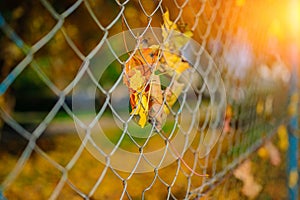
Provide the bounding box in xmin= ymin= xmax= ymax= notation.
xmin=123 ymin=48 xmax=160 ymax=128
xmin=123 ymin=10 xmax=193 ymax=130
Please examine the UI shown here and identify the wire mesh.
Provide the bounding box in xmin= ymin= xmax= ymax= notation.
xmin=0 ymin=0 xmax=293 ymax=199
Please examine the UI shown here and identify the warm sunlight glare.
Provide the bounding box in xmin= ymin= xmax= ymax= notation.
xmin=288 ymin=0 xmax=300 ymax=37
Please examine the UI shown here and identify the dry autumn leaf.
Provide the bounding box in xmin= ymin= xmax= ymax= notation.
xmin=123 ymin=10 xmax=193 ymax=130
xmin=160 ymin=51 xmax=190 ymax=76
xmin=162 ymin=10 xmax=193 ymax=52
xmin=233 ymin=159 xmax=262 ymax=199
xmin=123 ymin=48 xmax=159 ymax=128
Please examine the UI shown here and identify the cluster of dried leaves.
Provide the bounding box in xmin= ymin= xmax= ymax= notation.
xmin=123 ymin=11 xmax=193 ymax=130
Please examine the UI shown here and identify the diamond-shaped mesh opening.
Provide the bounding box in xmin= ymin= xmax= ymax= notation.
xmin=0 ymin=40 xmax=25 ymax=83
xmin=63 ymin=3 xmax=104 ymax=56
xmin=46 ymin=0 xmax=78 ymax=15
xmin=32 ymin=31 xmax=83 ymax=90
xmin=0 ymin=0 xmax=57 ymax=46
xmin=4 ymin=153 xmax=62 ymax=199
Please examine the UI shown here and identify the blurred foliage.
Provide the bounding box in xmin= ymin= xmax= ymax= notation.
xmin=0 ymin=0 xmax=165 ymax=114
xmin=0 ymin=125 xmax=288 ymax=199
xmin=0 ymin=0 xmax=292 ymax=110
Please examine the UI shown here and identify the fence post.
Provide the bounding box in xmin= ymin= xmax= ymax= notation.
xmin=287 ymin=83 xmax=299 ymax=200
xmin=287 ymin=1 xmax=299 ymax=199
xmin=287 ymin=26 xmax=299 ymax=200
xmin=0 ymin=191 xmax=7 ymax=200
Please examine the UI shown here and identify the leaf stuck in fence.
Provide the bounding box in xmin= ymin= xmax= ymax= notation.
xmin=123 ymin=11 xmax=193 ymax=130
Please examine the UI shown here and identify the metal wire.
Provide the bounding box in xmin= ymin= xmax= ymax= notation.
xmin=0 ymin=0 xmax=290 ymax=199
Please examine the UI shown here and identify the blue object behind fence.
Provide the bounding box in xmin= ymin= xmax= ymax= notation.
xmin=0 ymin=191 xmax=7 ymax=200
xmin=287 ymin=42 xmax=299 ymax=200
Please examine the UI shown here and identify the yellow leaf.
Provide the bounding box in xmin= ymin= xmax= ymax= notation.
xmin=171 ymin=31 xmax=193 ymax=51
xmin=256 ymin=100 xmax=264 ymax=115
xmin=129 ymin=69 xmax=145 ymax=91
xmin=288 ymin=93 xmax=298 ymax=116
xmin=226 ymin=105 xmax=233 ymax=118
xmin=164 ymin=80 xmax=184 ymax=114
xmin=257 ymin=147 xmax=268 ymax=159
xmin=174 ymin=61 xmax=190 ymax=74
xmin=277 ymin=125 xmax=289 ymax=151
xmin=162 ymin=10 xmax=177 ymax=39
xmin=289 ymin=169 xmax=299 ymax=188
xmin=161 ymin=10 xmax=193 ymax=51
xmin=162 ymin=51 xmax=190 ymax=75
xmin=131 ymin=92 xmax=149 ymax=128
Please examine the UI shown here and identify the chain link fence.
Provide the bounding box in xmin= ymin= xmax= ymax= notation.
xmin=0 ymin=0 xmax=297 ymax=199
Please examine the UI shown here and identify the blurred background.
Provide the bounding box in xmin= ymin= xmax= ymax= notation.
xmin=0 ymin=0 xmax=299 ymax=199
